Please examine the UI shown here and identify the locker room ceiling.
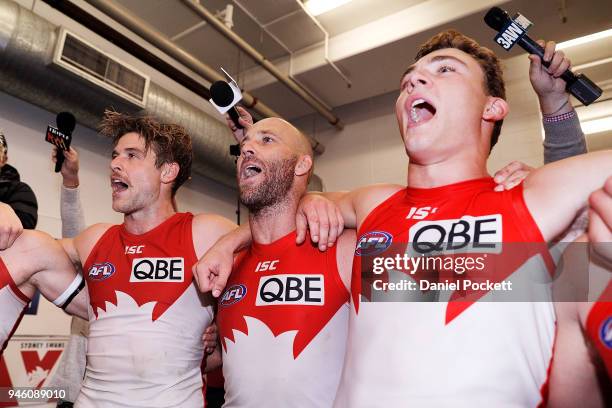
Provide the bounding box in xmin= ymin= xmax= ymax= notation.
xmin=109 ymin=0 xmax=611 ymax=135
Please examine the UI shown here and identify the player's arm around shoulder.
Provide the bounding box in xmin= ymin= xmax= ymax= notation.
xmin=298 ymin=183 xmax=402 ymax=252
xmin=191 ymin=213 xmax=238 ymax=259
xmin=310 ymin=183 xmax=402 ymax=229
xmin=347 ymin=183 xmax=404 ymax=229
xmin=523 ymin=150 xmax=612 ymax=242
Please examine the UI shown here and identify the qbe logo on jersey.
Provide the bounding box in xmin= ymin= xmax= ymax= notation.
xmin=130 ymin=257 xmax=184 ymax=282
xmin=408 ymin=214 xmax=502 ymax=255
xmin=256 ymin=274 xmax=324 ymax=306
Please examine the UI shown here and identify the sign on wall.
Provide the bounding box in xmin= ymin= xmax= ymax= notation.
xmin=0 ymin=335 xmax=68 ymax=407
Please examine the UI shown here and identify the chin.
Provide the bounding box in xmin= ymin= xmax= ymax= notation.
xmin=111 ymin=200 xmax=130 ymax=214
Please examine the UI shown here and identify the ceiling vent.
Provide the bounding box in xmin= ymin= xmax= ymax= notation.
xmin=52 ymin=28 xmax=149 ymax=107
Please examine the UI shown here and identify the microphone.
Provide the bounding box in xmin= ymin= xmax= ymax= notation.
xmin=210 ymin=81 xmax=243 ymax=129
xmin=484 ymin=7 xmax=602 ymax=105
xmin=55 ymin=112 xmax=75 ymax=173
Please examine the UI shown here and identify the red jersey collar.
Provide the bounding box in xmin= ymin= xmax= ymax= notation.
xmin=405 ymin=177 xmax=495 ymax=201
xmin=251 ymin=229 xmax=298 ymax=256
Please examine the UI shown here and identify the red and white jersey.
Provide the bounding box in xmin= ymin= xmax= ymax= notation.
xmin=218 ymin=231 xmax=349 ymax=408
xmin=586 ymin=281 xmax=612 ymax=379
xmin=0 ymin=258 xmax=29 ymax=354
xmin=76 ymin=213 xmax=214 ymax=408
xmin=334 ymin=178 xmax=556 ymax=407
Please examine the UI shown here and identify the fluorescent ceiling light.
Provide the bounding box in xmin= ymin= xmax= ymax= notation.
xmin=582 ymin=116 xmax=612 ymax=135
xmin=557 ymin=28 xmax=612 ymax=50
xmin=304 ymin=0 xmax=352 ymax=16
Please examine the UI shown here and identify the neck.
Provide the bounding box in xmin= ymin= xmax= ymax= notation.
xmin=249 ymin=195 xmax=299 ymax=245
xmin=123 ymin=198 xmax=176 ymax=235
xmin=407 ymin=151 xmax=489 ymax=188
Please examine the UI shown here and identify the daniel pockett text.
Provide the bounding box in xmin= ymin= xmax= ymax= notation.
xmin=370 ymin=253 xmax=513 ymax=293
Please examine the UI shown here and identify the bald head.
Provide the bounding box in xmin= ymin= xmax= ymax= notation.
xmin=253 ymin=118 xmax=313 ymax=158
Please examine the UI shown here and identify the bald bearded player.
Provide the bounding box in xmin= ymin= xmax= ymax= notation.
xmin=212 ymin=117 xmax=353 ymax=407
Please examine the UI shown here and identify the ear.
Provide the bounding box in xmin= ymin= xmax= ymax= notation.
xmin=295 ymin=155 xmax=313 ymax=177
xmin=160 ymin=162 xmax=180 ymax=185
xmin=482 ymin=97 xmax=509 ymax=122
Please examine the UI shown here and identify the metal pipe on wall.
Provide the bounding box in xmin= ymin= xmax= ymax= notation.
xmin=0 ymin=0 xmax=325 ymax=190
xmin=181 ymin=0 xmax=344 ymax=131
xmin=83 ymin=0 xmax=325 ymax=154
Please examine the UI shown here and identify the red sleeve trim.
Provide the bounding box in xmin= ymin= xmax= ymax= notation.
xmin=0 ymin=257 xmax=31 ymax=304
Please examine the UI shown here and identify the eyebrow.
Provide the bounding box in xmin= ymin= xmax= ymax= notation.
xmin=112 ymin=147 xmax=144 ymax=155
xmin=401 ymin=54 xmax=468 ymax=82
xmin=240 ymin=129 xmax=276 ymax=145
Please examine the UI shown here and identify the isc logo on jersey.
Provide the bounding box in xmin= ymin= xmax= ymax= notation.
xmin=220 ymin=284 xmax=247 ymax=307
xmin=355 ymin=231 xmax=393 ymax=256
xmin=129 ymin=257 xmax=184 ymax=282
xmin=408 ymin=214 xmax=502 ymax=255
xmin=88 ymin=262 xmax=116 ymax=281
xmin=600 ymin=317 xmax=612 ymax=349
xmin=256 ymin=274 xmax=324 ymax=306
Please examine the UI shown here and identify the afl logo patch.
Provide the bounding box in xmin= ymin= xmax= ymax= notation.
xmin=88 ymin=262 xmax=116 ymax=281
xmin=600 ymin=317 xmax=612 ymax=349
xmin=355 ymin=231 xmax=393 ymax=256
xmin=220 ymin=284 xmax=247 ymax=307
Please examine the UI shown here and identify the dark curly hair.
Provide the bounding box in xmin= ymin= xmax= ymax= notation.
xmin=99 ymin=110 xmax=192 ymax=196
xmin=413 ymin=29 xmax=506 ymax=151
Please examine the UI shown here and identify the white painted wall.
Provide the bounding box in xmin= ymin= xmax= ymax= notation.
xmin=0 ymin=90 xmax=238 ymax=336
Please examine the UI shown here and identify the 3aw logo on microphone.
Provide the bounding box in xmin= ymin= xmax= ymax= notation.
xmin=494 ymin=13 xmax=532 ymax=50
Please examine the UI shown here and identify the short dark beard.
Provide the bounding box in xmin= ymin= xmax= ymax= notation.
xmin=240 ymin=156 xmax=297 ymax=215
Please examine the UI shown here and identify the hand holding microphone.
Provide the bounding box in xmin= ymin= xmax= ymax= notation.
xmin=224 ymin=106 xmax=253 ymax=142
xmin=55 ymin=112 xmax=75 ymax=172
xmin=528 ymin=40 xmax=574 ymax=116
xmin=484 ymin=6 xmax=602 ymax=106
xmin=210 ymin=80 xmax=244 ymax=129
xmin=52 ymin=146 xmax=80 ymax=188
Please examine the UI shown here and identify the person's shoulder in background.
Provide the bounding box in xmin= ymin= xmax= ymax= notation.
xmin=0 ymin=163 xmax=38 ymax=229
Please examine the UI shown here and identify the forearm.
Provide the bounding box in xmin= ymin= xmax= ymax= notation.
xmin=543 ymin=109 xmax=587 ymax=164
xmin=315 ymin=190 xmax=349 ymax=203
xmin=221 ymin=223 xmax=252 ymax=253
xmin=308 ymin=190 xmax=357 ymax=229
xmin=61 ymin=185 xmax=86 ymax=238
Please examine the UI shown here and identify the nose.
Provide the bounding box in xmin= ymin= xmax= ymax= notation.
xmin=240 ymin=140 xmax=255 ymax=158
xmin=110 ymin=155 xmax=122 ymax=172
xmin=405 ymin=69 xmax=429 ymax=93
